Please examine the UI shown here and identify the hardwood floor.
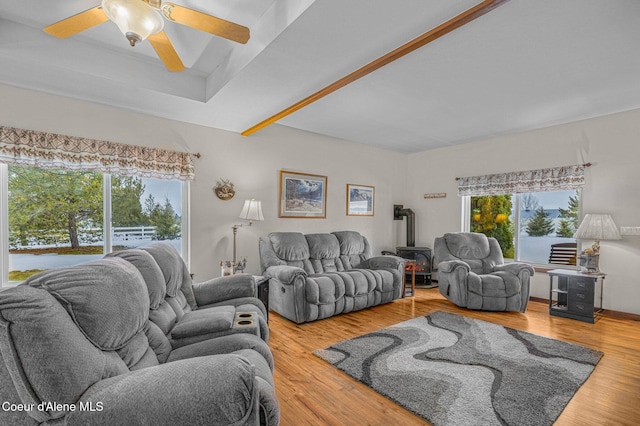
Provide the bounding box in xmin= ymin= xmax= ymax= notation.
xmin=268 ymin=288 xmax=640 ymax=425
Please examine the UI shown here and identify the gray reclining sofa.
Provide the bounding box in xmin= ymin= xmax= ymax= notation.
xmin=259 ymin=231 xmax=405 ymax=323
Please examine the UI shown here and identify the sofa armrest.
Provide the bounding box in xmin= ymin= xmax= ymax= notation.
xmin=493 ymin=262 xmax=535 ymax=276
xmin=265 ymin=265 xmax=307 ymax=284
xmin=192 ymin=274 xmax=257 ymax=306
xmin=69 ymin=354 xmax=261 ymax=426
xmin=438 ymin=260 xmax=473 ymax=308
xmin=438 ymin=259 xmax=470 ymax=274
xmin=363 ymin=255 xmax=405 ymax=270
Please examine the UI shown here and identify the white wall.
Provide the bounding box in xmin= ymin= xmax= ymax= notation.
xmin=0 ymin=84 xmax=407 ymax=280
xmin=407 ymin=108 xmax=640 ymax=315
xmin=186 ymin=124 xmax=408 ymax=278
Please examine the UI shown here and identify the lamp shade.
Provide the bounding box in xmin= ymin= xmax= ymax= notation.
xmin=574 ymin=214 xmax=621 ymax=241
xmin=102 ymin=0 xmax=164 ymax=46
xmin=239 ymin=199 xmax=264 ymax=222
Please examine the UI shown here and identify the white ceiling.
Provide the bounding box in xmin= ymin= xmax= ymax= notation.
xmin=1 ymin=0 xmax=639 ymax=153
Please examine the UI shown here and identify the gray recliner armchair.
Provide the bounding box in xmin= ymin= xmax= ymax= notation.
xmin=433 ymin=232 xmax=534 ymax=312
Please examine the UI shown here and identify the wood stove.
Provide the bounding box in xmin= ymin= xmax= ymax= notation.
xmin=396 ymin=246 xmax=433 ymax=287
xmin=392 ymin=204 xmax=435 ymax=288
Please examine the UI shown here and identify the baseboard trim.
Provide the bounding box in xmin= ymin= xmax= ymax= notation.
xmin=529 ymin=296 xmax=640 ymax=321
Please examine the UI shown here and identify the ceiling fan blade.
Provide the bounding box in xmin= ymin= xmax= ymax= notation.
xmin=44 ymin=6 xmax=109 ymax=38
xmin=162 ymin=3 xmax=250 ymax=44
xmin=148 ymin=31 xmax=185 ymax=72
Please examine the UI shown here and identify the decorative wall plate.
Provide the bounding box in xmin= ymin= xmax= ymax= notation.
xmin=214 ymin=179 xmax=235 ymax=200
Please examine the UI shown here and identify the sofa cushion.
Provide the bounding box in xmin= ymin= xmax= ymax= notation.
xmin=144 ymin=320 xmax=173 ymax=363
xmin=139 ymin=243 xmax=198 ymax=313
xmin=306 ymin=233 xmax=341 ymax=273
xmin=171 ymin=306 xmax=236 ymax=339
xmin=0 ymin=286 xmax=128 ymax=416
xmin=269 ymin=232 xmax=310 ymax=261
xmin=139 ymin=242 xmax=187 ymax=298
xmin=25 ymin=257 xmax=149 ymax=351
xmin=443 ymin=232 xmax=491 ymax=259
xmin=465 ymin=259 xmax=485 ymax=275
xmin=305 ymin=276 xmax=342 ymax=305
xmin=116 ymin=330 xmax=159 ymax=371
xmin=149 ymin=302 xmax=178 ymax=335
xmin=107 ymin=249 xmax=166 ymax=309
xmin=306 ymin=234 xmax=340 ymax=259
xmin=333 ymin=231 xmax=366 ymax=255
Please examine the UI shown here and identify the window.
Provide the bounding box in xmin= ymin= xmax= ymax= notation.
xmin=467 ymin=190 xmax=580 ymax=264
xmin=458 ymin=164 xmax=586 ymax=266
xmin=1 ymin=164 xmax=187 ymax=286
xmin=111 ymin=175 xmax=184 ymax=254
xmin=0 ymin=126 xmax=194 ymax=287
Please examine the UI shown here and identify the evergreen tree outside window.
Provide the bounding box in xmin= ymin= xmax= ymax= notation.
xmin=0 ymin=126 xmax=193 ymax=287
xmin=111 ymin=176 xmax=182 ymax=253
xmin=526 ymin=207 xmax=555 ymax=236
xmin=3 ymin=165 xmax=185 ymax=285
xmin=557 ymin=193 xmax=580 ymax=237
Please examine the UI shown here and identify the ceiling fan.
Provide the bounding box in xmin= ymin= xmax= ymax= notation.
xmin=44 ymin=0 xmax=250 ymax=72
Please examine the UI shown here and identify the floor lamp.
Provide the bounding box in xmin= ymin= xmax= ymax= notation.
xmin=232 ymin=199 xmax=264 ymax=271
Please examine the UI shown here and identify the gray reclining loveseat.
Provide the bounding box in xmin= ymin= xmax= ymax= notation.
xmin=0 ymin=253 xmax=279 ymax=425
xmin=259 ymin=231 xmax=405 ymax=323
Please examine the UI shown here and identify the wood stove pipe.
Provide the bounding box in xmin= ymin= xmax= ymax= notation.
xmin=394 ymin=204 xmax=415 ymax=247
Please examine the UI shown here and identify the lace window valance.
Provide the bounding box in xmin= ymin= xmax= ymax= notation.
xmin=457 ymin=164 xmax=586 ymax=196
xmin=0 ymin=126 xmax=194 ymax=181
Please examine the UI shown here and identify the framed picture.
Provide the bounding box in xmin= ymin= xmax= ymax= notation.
xmin=279 ymin=170 xmax=327 ymax=218
xmin=347 ymin=184 xmax=374 ymax=216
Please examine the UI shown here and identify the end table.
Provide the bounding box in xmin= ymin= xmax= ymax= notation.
xmin=548 ymin=269 xmax=606 ymax=324
xmin=253 ymin=275 xmax=270 ymax=322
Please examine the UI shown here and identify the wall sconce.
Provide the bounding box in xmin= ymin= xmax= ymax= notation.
xmin=574 ymin=214 xmax=621 ymax=273
xmin=232 ymin=199 xmax=264 ymax=267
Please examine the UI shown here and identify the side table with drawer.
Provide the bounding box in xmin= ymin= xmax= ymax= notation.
xmin=254 ymin=275 xmax=270 ymax=322
xmin=548 ymin=269 xmax=606 ymax=324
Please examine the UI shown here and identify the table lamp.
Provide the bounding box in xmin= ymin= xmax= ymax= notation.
xmin=574 ymin=214 xmax=620 ymax=273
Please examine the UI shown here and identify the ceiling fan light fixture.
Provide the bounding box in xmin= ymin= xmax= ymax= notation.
xmin=101 ymin=0 xmax=164 ymax=46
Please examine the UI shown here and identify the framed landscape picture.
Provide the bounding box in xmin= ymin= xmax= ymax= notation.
xmin=279 ymin=170 xmax=327 ymax=218
xmin=347 ymin=184 xmax=374 ymax=216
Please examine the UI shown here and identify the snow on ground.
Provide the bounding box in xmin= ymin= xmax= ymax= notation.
xmin=517 ymin=235 xmax=575 ymax=263
xmin=9 ymin=239 xmax=181 ymax=272
xmin=9 ymin=235 xmax=573 ymax=282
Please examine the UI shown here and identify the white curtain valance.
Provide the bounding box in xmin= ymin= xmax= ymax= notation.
xmin=457 ymin=164 xmax=586 ymax=196
xmin=0 ymin=126 xmax=194 ymax=181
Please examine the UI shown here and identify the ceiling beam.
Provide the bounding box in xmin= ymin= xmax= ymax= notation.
xmin=242 ymin=0 xmax=511 ymax=137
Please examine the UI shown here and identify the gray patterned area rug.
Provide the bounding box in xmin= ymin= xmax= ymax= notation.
xmin=314 ymin=311 xmax=603 ymax=426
